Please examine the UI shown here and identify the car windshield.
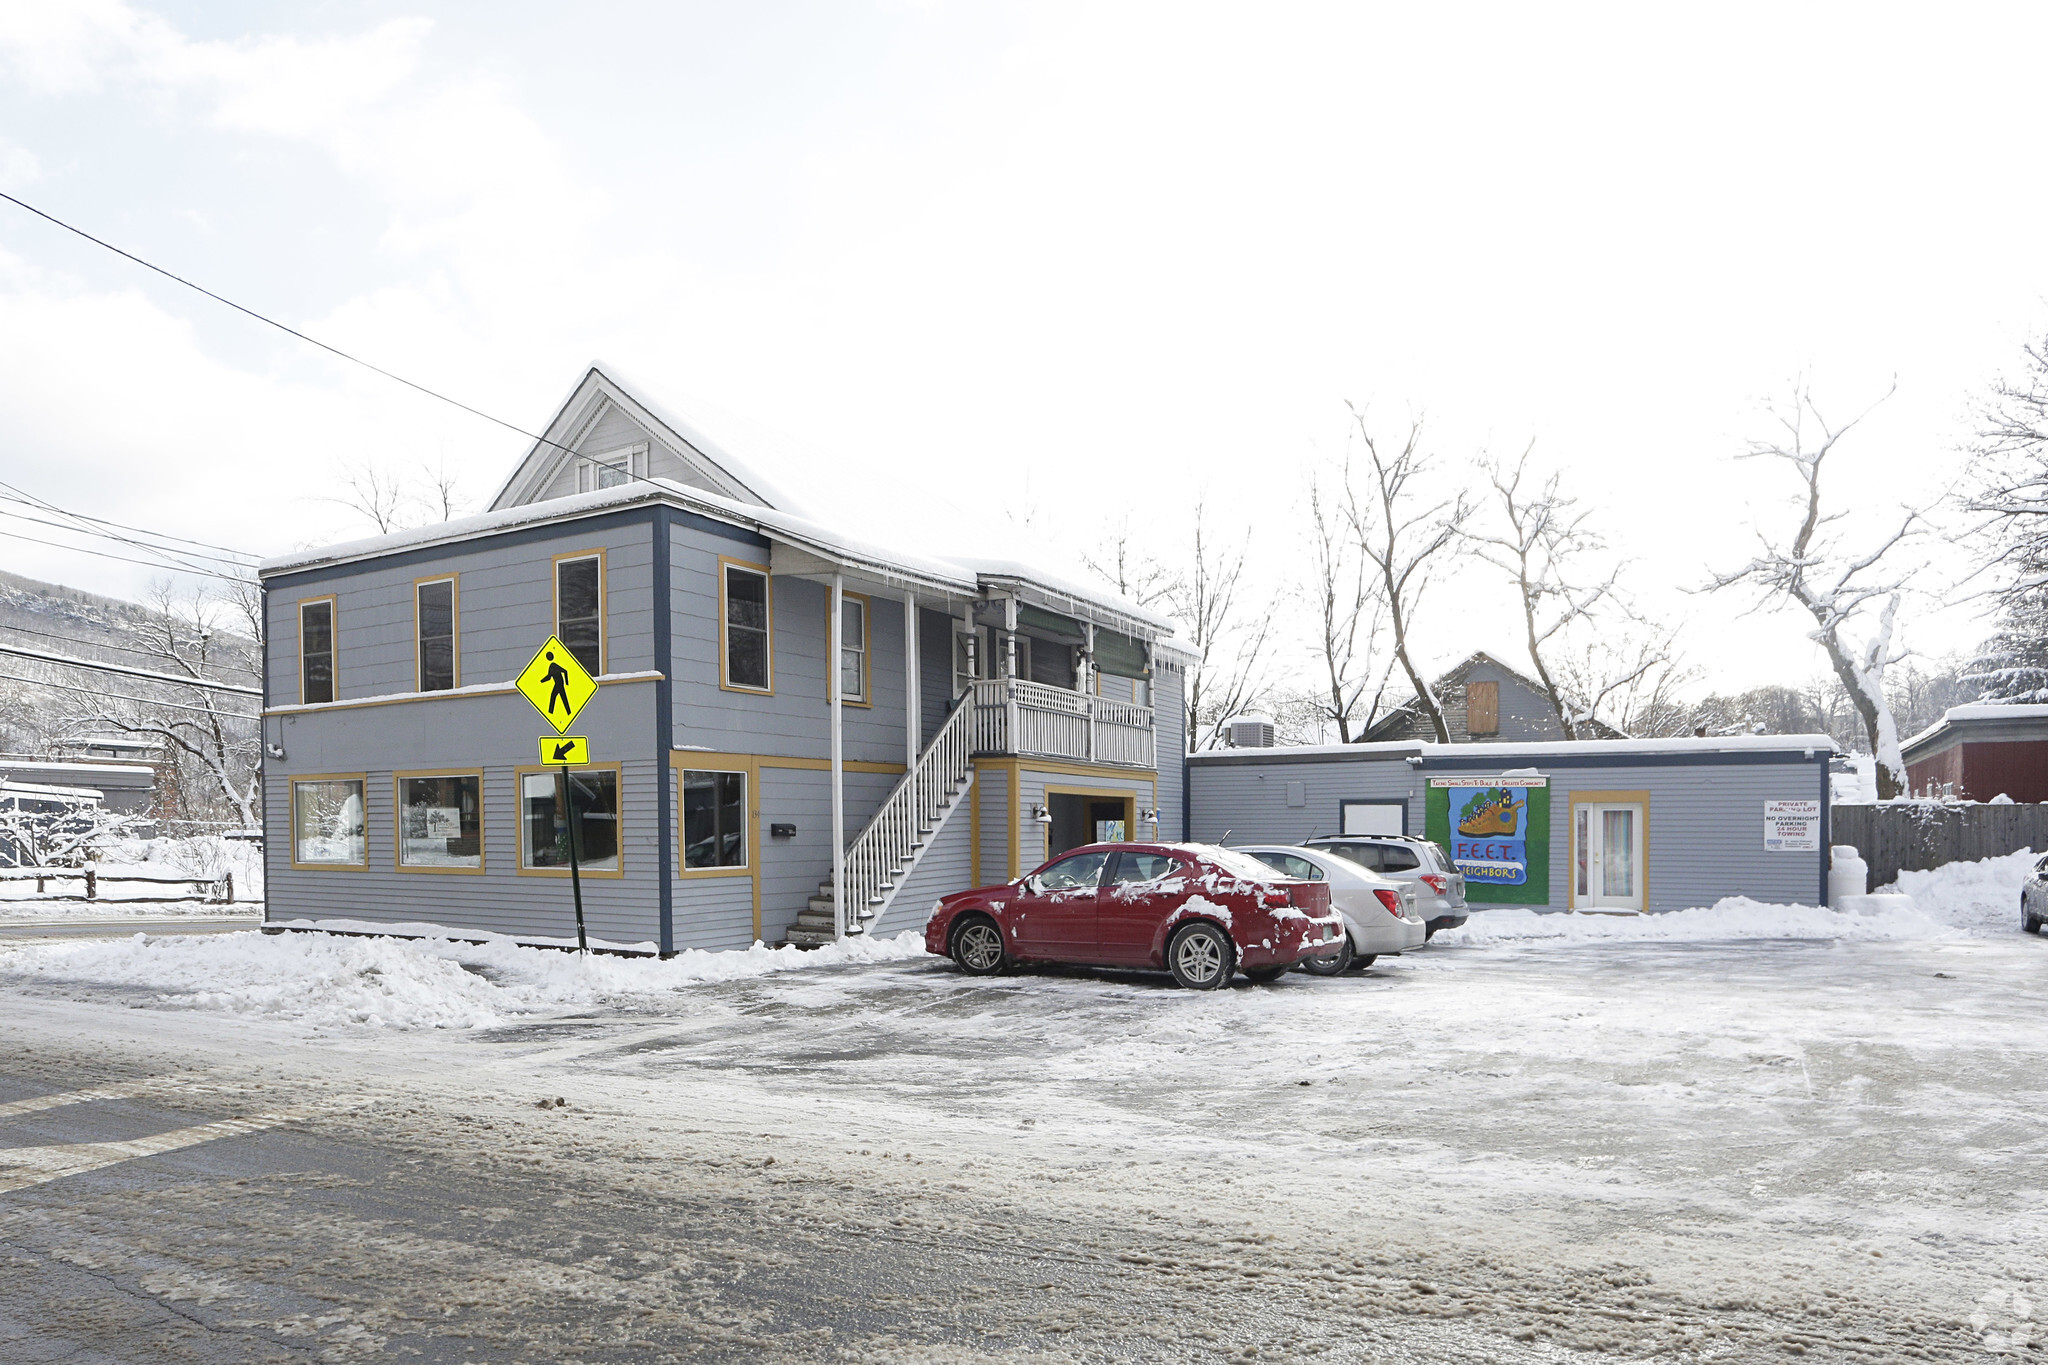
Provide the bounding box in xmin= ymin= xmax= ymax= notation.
xmin=1204 ymin=847 xmax=1293 ymax=882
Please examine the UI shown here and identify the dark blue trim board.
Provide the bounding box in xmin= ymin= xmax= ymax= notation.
xmin=1189 ymin=747 xmax=1833 ymax=772
xmin=1818 ymin=756 xmax=1831 ymax=907
xmin=261 ymin=505 xmax=769 ymax=591
xmin=652 ymin=507 xmax=676 ymax=955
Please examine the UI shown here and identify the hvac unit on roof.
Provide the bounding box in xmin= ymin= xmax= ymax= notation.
xmin=1225 ymin=713 xmax=1275 ymax=748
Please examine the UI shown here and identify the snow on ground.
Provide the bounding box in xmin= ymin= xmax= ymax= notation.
xmin=0 ymin=834 xmax=264 ymax=915
xmin=0 ymin=927 xmax=927 ymax=1031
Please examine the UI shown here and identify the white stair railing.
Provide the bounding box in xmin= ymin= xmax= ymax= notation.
xmin=843 ymin=692 xmax=976 ymax=927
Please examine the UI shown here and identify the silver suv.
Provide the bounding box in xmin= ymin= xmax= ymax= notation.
xmin=1305 ymin=835 xmax=1468 ymax=937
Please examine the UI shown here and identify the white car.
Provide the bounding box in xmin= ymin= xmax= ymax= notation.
xmin=1235 ymin=844 xmax=1428 ymax=973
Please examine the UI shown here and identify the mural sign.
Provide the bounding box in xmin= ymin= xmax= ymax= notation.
xmin=1426 ymin=776 xmax=1550 ymax=905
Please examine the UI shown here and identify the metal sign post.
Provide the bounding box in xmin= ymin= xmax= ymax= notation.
xmin=562 ymin=762 xmax=587 ymax=954
xmin=516 ymin=636 xmax=599 ymax=952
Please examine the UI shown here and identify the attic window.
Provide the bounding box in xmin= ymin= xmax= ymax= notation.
xmin=1468 ymin=680 xmax=1499 ymax=736
xmin=576 ymin=443 xmax=647 ymax=494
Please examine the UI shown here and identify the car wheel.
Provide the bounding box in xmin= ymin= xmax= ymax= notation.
xmin=1344 ymin=954 xmax=1378 ymax=972
xmin=950 ymin=915 xmax=1007 ymax=975
xmin=1242 ymin=964 xmax=1289 ymax=984
xmin=1299 ymin=937 xmax=1353 ymax=976
xmin=1167 ymin=922 xmax=1235 ymax=990
xmin=2025 ymin=897 xmax=2044 ymax=935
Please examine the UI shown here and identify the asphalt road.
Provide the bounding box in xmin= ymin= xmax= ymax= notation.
xmin=1 ymin=933 xmax=2039 ymax=1362
xmin=0 ymin=914 xmax=261 ymax=942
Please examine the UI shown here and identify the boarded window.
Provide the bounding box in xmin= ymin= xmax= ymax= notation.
xmin=299 ymin=600 xmax=334 ymax=704
xmin=723 ymin=565 xmax=771 ymax=690
xmin=556 ymin=555 xmax=603 ymax=675
xmin=682 ymin=770 xmax=747 ymax=869
xmin=416 ymin=579 xmax=456 ymax=692
xmin=1467 ymin=680 xmax=1500 ymax=735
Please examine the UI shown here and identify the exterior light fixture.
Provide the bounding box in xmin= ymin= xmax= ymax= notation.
xmin=1031 ymin=804 xmax=1052 ymax=825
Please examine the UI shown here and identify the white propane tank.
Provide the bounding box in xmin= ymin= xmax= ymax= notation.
xmin=1829 ymin=845 xmax=1868 ymax=907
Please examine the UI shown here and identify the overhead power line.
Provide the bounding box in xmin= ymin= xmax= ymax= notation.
xmin=0 ymin=190 xmax=674 ymax=500
xmin=0 ymin=669 xmax=257 ymax=721
xmin=0 ymin=526 xmax=253 ymax=582
xmin=0 ymin=483 xmax=256 ymax=561
xmin=0 ymin=504 xmax=254 ymax=572
xmin=0 ymin=640 xmax=264 ymax=697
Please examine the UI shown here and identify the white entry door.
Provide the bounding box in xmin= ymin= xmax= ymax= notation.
xmin=1575 ymin=802 xmax=1645 ymax=911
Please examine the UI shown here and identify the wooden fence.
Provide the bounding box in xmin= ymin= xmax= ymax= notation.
xmin=1831 ymin=804 xmax=2048 ymax=892
xmin=0 ymin=868 xmax=236 ymax=903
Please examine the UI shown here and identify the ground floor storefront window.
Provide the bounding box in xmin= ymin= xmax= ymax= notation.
xmin=397 ymin=772 xmax=483 ymax=871
xmin=520 ymin=767 xmax=621 ymax=873
xmin=291 ymin=777 xmax=366 ymax=869
xmin=681 ymin=769 xmax=747 ymax=870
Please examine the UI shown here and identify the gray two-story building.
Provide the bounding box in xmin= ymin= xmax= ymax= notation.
xmin=259 ymin=365 xmax=1189 ymax=953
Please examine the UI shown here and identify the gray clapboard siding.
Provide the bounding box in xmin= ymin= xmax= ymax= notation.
xmin=973 ymin=763 xmax=1010 ymax=885
xmin=533 ymin=403 xmax=732 ymax=503
xmin=265 ymin=754 xmax=666 ymax=947
xmin=918 ymin=608 xmax=957 ymax=746
xmin=870 ymin=780 xmax=975 ymax=938
xmin=1011 ymin=764 xmax=1159 ymax=873
xmin=1153 ymin=664 xmax=1186 ymax=838
xmin=668 ymin=528 xmax=912 ymax=765
xmin=1189 ymin=751 xmax=1827 ymax=912
xmin=268 ymin=519 xmax=655 ymax=703
xmin=670 ymin=872 xmax=755 ymax=953
xmin=752 ymin=766 xmax=900 ymax=942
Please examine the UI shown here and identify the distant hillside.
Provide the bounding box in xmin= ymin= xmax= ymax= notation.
xmin=0 ymin=569 xmax=164 ymax=663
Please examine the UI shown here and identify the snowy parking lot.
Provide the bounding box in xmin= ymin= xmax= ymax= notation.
xmin=0 ymin=853 xmax=2043 ymax=1361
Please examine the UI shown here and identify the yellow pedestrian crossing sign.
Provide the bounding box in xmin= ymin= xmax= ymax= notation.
xmin=541 ymin=736 xmax=589 ymax=765
xmin=516 ymin=636 xmax=596 ymax=733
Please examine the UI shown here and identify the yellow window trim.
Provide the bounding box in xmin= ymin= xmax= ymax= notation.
xmin=1565 ymin=788 xmax=1651 ymax=911
xmin=392 ymin=768 xmax=486 ymax=876
xmin=718 ymin=557 xmax=774 ymax=695
xmin=551 ymin=548 xmax=608 ymax=676
xmin=677 ymin=761 xmax=754 ymax=880
xmin=287 ymin=771 xmax=369 ymax=872
xmin=296 ymin=594 xmax=337 ymax=706
xmin=837 ymin=588 xmax=873 ymax=709
xmin=411 ymin=574 xmax=460 ymax=693
xmin=512 ymin=761 xmax=627 ymax=879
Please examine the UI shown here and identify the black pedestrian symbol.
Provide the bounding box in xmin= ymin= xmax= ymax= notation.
xmin=544 ymin=650 xmax=571 ymax=717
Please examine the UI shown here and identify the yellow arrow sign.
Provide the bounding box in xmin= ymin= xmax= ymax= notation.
xmin=540 ymin=736 xmax=590 ymax=766
xmin=516 ymin=636 xmax=597 ymax=734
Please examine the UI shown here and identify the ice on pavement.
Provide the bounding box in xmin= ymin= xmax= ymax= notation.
xmin=0 ymin=851 xmax=2029 ymax=1030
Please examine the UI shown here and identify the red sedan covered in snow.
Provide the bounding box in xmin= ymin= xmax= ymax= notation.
xmin=924 ymin=842 xmax=1345 ymax=989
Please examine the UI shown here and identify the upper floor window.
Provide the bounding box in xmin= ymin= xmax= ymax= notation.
xmin=555 ymin=552 xmax=604 ymax=676
xmin=415 ymin=577 xmax=457 ymax=692
xmin=839 ymin=593 xmax=868 ymax=704
xmin=576 ymin=443 xmax=646 ymax=493
xmin=299 ymin=598 xmax=335 ymax=704
xmin=721 ymin=561 xmax=771 ymax=692
xmin=1466 ymin=680 xmax=1499 ymax=736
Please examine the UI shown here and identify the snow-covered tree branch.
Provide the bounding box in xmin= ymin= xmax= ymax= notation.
xmin=1706 ymin=384 xmax=1922 ymax=798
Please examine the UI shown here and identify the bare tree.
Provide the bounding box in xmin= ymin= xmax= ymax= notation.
xmin=1707 ymin=385 xmax=1921 ymax=798
xmin=1163 ymin=503 xmax=1274 ymax=752
xmin=71 ymin=581 xmax=263 ymax=828
xmin=321 ymin=456 xmax=470 ymax=534
xmin=1340 ymin=404 xmax=1467 ymax=744
xmin=0 ymin=792 xmax=150 ymax=867
xmin=1081 ymin=515 xmax=1181 ymax=611
xmin=1967 ymin=332 xmax=2048 ymax=595
xmin=1554 ymin=623 xmax=1692 ymax=738
xmin=1304 ymin=466 xmax=1393 ymax=742
xmin=1463 ymin=444 xmax=1626 ymax=740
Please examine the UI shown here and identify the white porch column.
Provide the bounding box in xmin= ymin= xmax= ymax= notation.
xmin=830 ymin=573 xmax=846 ymax=940
xmin=1002 ymin=595 xmax=1020 ymax=757
xmin=1082 ymin=621 xmax=1097 ymax=763
xmin=903 ymin=589 xmax=919 ymax=830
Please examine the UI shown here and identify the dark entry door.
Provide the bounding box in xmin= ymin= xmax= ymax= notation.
xmin=1048 ymin=793 xmax=1132 ymax=859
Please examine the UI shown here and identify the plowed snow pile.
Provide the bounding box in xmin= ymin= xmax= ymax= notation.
xmin=1431 ymin=847 xmax=2032 ymax=946
xmin=0 ymin=927 xmax=927 ymax=1030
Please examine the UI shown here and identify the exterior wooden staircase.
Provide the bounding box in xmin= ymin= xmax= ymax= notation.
xmin=782 ymin=697 xmax=976 ymax=947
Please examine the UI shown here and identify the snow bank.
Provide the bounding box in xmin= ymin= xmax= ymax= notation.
xmin=0 ymin=928 xmax=929 ymax=1031
xmin=1439 ymin=896 xmax=1957 ymax=946
xmin=1438 ymin=849 xmax=2035 ymax=946
xmin=1884 ymin=848 xmax=2034 ymax=938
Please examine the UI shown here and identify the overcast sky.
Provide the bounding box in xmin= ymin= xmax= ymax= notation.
xmin=0 ymin=1 xmax=2025 ymax=703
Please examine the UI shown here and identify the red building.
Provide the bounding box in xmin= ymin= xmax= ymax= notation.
xmin=1902 ymin=705 xmax=2048 ymax=802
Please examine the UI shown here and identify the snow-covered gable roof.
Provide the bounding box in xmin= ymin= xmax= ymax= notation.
xmin=486 ymin=363 xmax=812 ymax=516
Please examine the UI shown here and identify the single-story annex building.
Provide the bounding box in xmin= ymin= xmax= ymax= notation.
xmin=1902 ymin=704 xmax=2048 ymax=802
xmin=1187 ymin=735 xmax=1837 ymax=912
xmin=258 ymin=364 xmax=1191 ymax=953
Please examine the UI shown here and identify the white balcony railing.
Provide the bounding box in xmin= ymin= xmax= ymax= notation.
xmin=970 ymin=677 xmax=1156 ymax=769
